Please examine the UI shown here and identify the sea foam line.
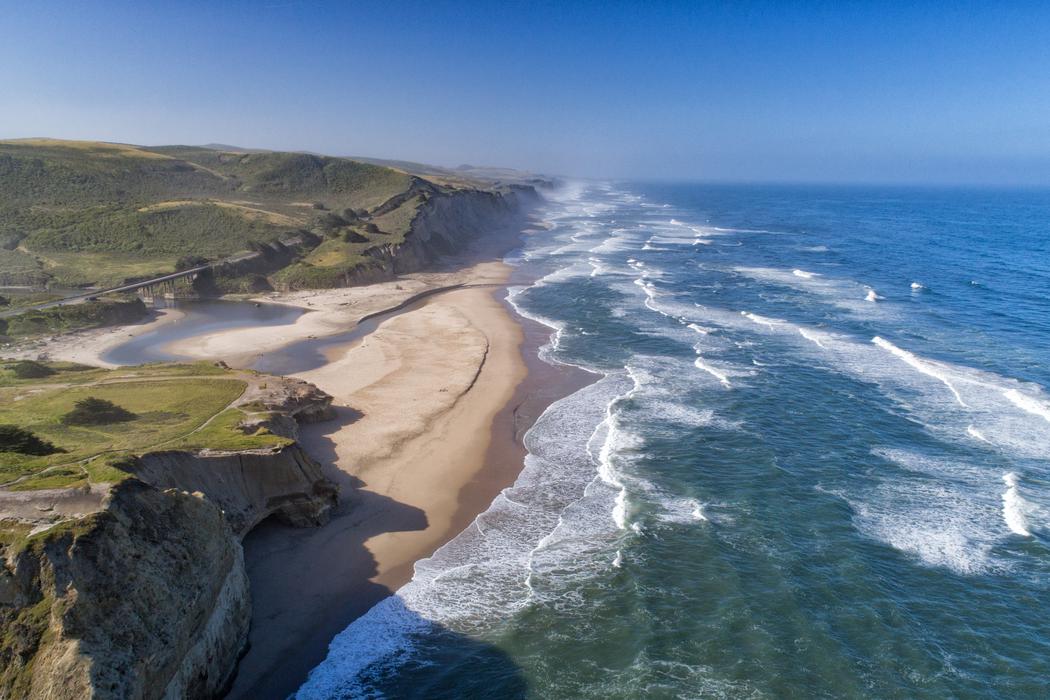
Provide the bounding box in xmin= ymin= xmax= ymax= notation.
xmin=1004 ymin=389 xmax=1050 ymax=424
xmin=872 ymin=336 xmax=968 ymax=408
xmin=1002 ymin=472 xmax=1032 ymax=537
xmin=591 ymin=369 xmax=642 ymax=529
xmin=693 ymin=355 xmax=732 ymax=388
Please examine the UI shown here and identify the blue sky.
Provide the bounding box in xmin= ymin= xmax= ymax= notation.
xmin=2 ymin=1 xmax=1049 ymax=183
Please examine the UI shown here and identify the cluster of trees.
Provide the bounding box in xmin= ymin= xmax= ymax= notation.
xmin=0 ymin=425 xmax=62 ymax=456
xmin=62 ymin=397 xmax=137 ymax=426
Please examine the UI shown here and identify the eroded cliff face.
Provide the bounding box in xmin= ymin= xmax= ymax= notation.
xmin=346 ymin=186 xmax=539 ymax=285
xmin=0 ymin=480 xmax=249 ymax=700
xmin=0 ymin=373 xmax=340 ymax=699
xmin=133 ymin=444 xmax=337 ymax=537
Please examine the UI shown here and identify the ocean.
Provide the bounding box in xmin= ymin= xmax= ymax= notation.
xmin=296 ymin=182 xmax=1050 ymax=699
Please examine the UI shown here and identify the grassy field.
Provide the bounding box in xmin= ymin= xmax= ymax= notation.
xmin=0 ymin=139 xmax=442 ymax=290
xmin=0 ymin=361 xmax=291 ymax=489
xmin=0 ymin=296 xmax=147 ymax=341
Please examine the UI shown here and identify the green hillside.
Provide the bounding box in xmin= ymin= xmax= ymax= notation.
xmin=0 ymin=139 xmax=427 ymax=288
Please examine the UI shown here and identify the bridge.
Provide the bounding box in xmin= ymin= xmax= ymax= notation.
xmin=0 ymin=264 xmax=212 ymax=319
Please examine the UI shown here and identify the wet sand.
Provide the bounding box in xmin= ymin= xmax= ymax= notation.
xmin=222 ymin=263 xmax=593 ymax=698
xmin=8 ymin=220 xmax=595 ymax=698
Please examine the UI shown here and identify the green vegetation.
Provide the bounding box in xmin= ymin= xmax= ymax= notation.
xmin=0 ymin=297 xmax=147 ymax=341
xmin=169 ymin=408 xmax=292 ymax=452
xmin=0 ymin=360 xmax=100 ymax=386
xmin=0 ymin=139 xmax=461 ymax=290
xmin=7 ymin=360 xmax=55 ymax=379
xmin=25 ymin=202 xmax=290 ymax=257
xmin=62 ymin=397 xmax=137 ymax=426
xmin=0 ymin=426 xmax=61 ymax=456
xmin=0 ymin=369 xmax=245 ymax=485
xmin=0 ymin=361 xmax=293 ymax=490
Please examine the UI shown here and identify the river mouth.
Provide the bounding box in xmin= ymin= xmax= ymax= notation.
xmin=103 ymin=290 xmax=459 ymax=373
xmin=102 ymin=299 xmax=305 ymax=366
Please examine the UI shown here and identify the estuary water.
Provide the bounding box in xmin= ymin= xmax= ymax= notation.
xmin=294 ymin=181 xmax=1050 ymax=699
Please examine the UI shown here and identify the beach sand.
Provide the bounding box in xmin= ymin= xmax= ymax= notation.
xmin=225 ymin=281 xmax=528 ymax=698
xmin=7 ymin=223 xmax=593 ymax=698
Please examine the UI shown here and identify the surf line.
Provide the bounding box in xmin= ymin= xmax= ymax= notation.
xmin=872 ymin=336 xmax=968 ymax=408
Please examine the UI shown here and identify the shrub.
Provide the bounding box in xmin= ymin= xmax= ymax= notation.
xmin=8 ymin=360 xmax=56 ymax=379
xmin=0 ymin=295 xmax=9 ymax=306
xmin=0 ymin=425 xmax=62 ymax=455
xmin=313 ymin=212 xmax=348 ymax=233
xmin=175 ymin=254 xmax=210 ymax=271
xmin=62 ymin=397 xmax=137 ymax=425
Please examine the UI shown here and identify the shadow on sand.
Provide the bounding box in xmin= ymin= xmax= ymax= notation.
xmin=223 ymin=407 xmax=528 ymax=699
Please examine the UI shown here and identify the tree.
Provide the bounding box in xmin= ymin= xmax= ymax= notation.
xmin=175 ymin=254 xmax=209 ymax=271
xmin=8 ymin=360 xmax=55 ymax=379
xmin=0 ymin=425 xmax=62 ymax=455
xmin=62 ymin=397 xmax=137 ymax=426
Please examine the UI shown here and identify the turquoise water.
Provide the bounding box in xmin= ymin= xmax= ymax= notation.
xmin=298 ymin=183 xmax=1050 ymax=699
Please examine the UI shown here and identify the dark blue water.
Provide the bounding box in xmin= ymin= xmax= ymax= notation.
xmin=300 ymin=182 xmax=1050 ymax=699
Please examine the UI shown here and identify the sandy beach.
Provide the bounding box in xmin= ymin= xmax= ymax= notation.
xmin=225 ymin=279 xmax=527 ymax=698
xmin=3 ymin=221 xmax=593 ymax=698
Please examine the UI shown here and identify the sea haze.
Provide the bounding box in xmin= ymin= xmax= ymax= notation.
xmin=297 ymin=181 xmax=1050 ymax=698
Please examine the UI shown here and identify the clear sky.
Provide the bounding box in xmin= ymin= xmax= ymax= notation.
xmin=2 ymin=1 xmax=1049 ymax=184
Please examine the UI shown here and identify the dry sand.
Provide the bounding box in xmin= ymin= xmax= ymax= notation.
xmin=223 ymin=266 xmax=542 ymax=699
xmin=5 ymin=225 xmax=592 ymax=698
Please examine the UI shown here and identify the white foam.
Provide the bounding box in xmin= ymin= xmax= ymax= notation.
xmin=872 ymin=336 xmax=968 ymax=408
xmin=298 ymin=371 xmax=630 ymax=696
xmin=911 ymin=281 xmax=925 ymax=291
xmin=733 ymin=266 xmax=889 ymax=315
xmin=592 ymin=369 xmax=644 ymax=529
xmin=693 ymin=356 xmax=732 ymax=388
xmin=798 ymin=327 xmax=828 ymax=349
xmin=849 ymin=450 xmax=1004 ymax=575
xmin=967 ymin=425 xmax=992 ymax=443
xmin=1002 ymin=472 xmax=1032 ymax=537
xmin=657 ymin=497 xmax=709 ymax=525
xmin=1004 ymin=389 xmax=1050 ymax=424
xmin=741 ymin=311 xmax=782 ymax=329
xmin=295 ymin=596 xmax=431 ymax=699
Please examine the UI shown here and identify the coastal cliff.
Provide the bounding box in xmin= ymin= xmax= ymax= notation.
xmin=273 ymin=184 xmax=540 ymax=289
xmin=132 ymin=444 xmax=337 ymax=537
xmin=0 ymin=364 xmax=340 ymax=699
xmin=0 ymin=480 xmax=249 ymax=699
xmin=362 ymin=186 xmax=538 ymax=277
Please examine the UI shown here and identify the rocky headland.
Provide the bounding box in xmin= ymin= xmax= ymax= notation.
xmin=0 ymin=366 xmax=339 ymax=699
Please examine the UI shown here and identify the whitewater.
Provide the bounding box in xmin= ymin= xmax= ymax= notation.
xmin=298 ymin=181 xmax=1050 ymax=699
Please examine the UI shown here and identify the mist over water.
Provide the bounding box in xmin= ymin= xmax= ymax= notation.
xmin=298 ymin=182 xmax=1050 ymax=698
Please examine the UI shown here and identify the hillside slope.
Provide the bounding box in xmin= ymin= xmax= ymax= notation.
xmin=0 ymin=139 xmax=538 ymax=291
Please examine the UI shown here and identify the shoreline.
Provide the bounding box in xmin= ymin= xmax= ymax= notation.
xmin=1 ymin=216 xmax=595 ymax=699
xmin=225 ymin=267 xmax=594 ymax=699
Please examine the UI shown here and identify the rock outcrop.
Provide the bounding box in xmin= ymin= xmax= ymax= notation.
xmin=132 ymin=444 xmax=337 ymax=537
xmin=0 ymin=373 xmax=341 ymax=699
xmin=339 ymin=185 xmax=539 ymax=286
xmin=0 ymin=480 xmax=249 ymax=699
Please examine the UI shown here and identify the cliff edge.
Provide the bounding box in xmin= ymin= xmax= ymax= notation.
xmin=0 ymin=362 xmax=341 ymax=699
